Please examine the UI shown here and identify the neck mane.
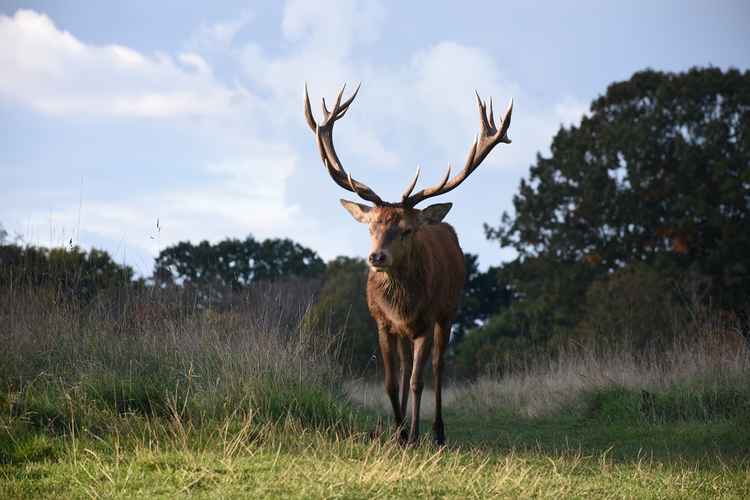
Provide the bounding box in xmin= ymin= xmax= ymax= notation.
xmin=372 ymin=239 xmax=427 ymax=313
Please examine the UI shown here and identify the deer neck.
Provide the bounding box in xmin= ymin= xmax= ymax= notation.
xmin=373 ymin=240 xmax=426 ymax=311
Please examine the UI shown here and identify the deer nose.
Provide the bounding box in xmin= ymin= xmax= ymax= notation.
xmin=369 ymin=252 xmax=387 ymax=266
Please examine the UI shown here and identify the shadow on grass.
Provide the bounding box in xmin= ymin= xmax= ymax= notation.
xmin=444 ymin=386 xmax=750 ymax=465
xmin=448 ymin=412 xmax=749 ymax=462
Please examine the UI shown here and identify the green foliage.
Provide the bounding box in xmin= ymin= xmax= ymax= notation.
xmin=452 ymin=309 xmax=544 ymax=377
xmin=0 ymin=284 xmax=355 ymax=441
xmin=2 ymin=281 xmax=750 ymax=497
xmin=154 ymin=236 xmax=325 ymax=288
xmin=642 ymin=382 xmax=750 ymax=423
xmin=469 ymin=67 xmax=750 ymax=373
xmin=451 ymin=253 xmax=512 ymax=344
xmin=583 ymin=383 xmax=750 ymax=424
xmin=486 ymin=66 xmax=750 ymax=315
xmin=576 ymin=262 xmax=685 ymax=348
xmin=453 ymin=258 xmax=602 ymax=378
xmin=306 ymin=257 xmax=378 ymax=373
xmin=0 ymin=434 xmax=61 ymax=465
xmin=0 ymin=243 xmax=135 ymax=302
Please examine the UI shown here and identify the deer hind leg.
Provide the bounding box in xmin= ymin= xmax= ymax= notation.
xmin=397 ymin=335 xmax=412 ymax=430
xmin=432 ymin=320 xmax=449 ymax=445
xmin=378 ymin=326 xmax=403 ymax=431
xmin=408 ymin=334 xmax=432 ymax=444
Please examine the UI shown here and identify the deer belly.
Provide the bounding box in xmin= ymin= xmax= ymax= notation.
xmin=379 ymin=302 xmax=431 ymax=338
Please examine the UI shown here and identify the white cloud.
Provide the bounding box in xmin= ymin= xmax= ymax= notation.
xmin=1 ymin=2 xmax=590 ymax=272
xmin=555 ymin=97 xmax=589 ymax=127
xmin=188 ymin=9 xmax=254 ymax=49
xmin=282 ymin=0 xmax=385 ymax=53
xmin=0 ymin=10 xmax=246 ymax=117
xmin=11 ymin=139 xmax=303 ymax=258
xmin=178 ymin=52 xmax=211 ymax=74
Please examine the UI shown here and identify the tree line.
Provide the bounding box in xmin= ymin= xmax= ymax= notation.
xmin=2 ymin=67 xmax=747 ymax=377
xmin=457 ymin=66 xmax=749 ymax=375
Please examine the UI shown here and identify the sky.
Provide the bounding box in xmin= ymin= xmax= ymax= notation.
xmin=1 ymin=0 xmax=749 ymax=275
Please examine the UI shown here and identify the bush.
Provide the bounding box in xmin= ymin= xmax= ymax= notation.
xmin=576 ymin=263 xmax=685 ymax=349
xmin=450 ymin=303 xmax=750 ymax=420
xmin=452 ymin=311 xmax=544 ymax=378
xmin=0 ymin=243 xmax=136 ymax=302
xmin=305 ymin=257 xmax=379 ymax=374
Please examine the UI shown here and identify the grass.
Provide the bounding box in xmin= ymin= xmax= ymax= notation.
xmin=1 ymin=284 xmax=749 ymax=498
xmin=2 ymin=414 xmax=748 ymax=498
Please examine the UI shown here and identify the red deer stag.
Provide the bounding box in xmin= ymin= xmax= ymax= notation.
xmin=304 ymin=84 xmax=512 ymax=445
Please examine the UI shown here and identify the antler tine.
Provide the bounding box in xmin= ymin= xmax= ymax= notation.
xmin=499 ymin=98 xmax=513 ymax=143
xmin=488 ymin=97 xmax=495 ymax=129
xmin=321 ymin=97 xmax=329 ymax=119
xmin=305 ymin=83 xmax=384 ymax=205
xmin=304 ymin=83 xmax=316 ymax=132
xmin=324 ymin=83 xmax=361 ymax=124
xmin=321 ymin=84 xmax=345 ymax=123
xmin=403 ymin=164 xmax=453 ymax=207
xmin=403 ymin=92 xmax=512 ymax=207
xmin=346 ymin=171 xmax=367 ymax=200
xmin=337 ymin=82 xmax=361 ymax=117
xmin=475 ymin=91 xmax=490 ymax=133
xmin=332 ymin=83 xmax=345 ymax=115
xmin=401 ymin=166 xmax=421 ymax=202
xmin=434 ymin=165 xmax=452 ymax=191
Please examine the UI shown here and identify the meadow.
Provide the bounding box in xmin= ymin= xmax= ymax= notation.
xmin=1 ymin=283 xmax=749 ymax=498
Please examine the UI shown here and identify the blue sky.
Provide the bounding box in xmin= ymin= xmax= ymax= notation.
xmin=1 ymin=1 xmax=749 ymax=275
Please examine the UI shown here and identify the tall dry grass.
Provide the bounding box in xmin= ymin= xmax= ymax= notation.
xmin=0 ymin=280 xmax=354 ymax=439
xmin=2 ymin=278 xmax=748 ymax=439
xmin=463 ymin=304 xmax=750 ymax=420
xmin=348 ymin=303 xmax=750 ymax=421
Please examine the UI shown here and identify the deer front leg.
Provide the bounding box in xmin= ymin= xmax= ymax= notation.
xmin=397 ymin=336 xmax=412 ymax=422
xmin=408 ymin=334 xmax=432 ymax=444
xmin=432 ymin=321 xmax=449 ymax=445
xmin=378 ymin=326 xmax=403 ymax=432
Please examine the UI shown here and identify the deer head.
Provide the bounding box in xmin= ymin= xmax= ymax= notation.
xmin=304 ymin=84 xmax=512 ymax=271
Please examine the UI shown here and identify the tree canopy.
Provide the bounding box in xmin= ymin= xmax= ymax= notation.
xmin=0 ymin=243 xmax=136 ymax=301
xmin=486 ymin=67 xmax=750 ymax=312
xmin=452 ymin=67 xmax=750 ymax=373
xmin=451 ymin=254 xmax=512 ymax=343
xmin=154 ymin=236 xmax=326 ymax=288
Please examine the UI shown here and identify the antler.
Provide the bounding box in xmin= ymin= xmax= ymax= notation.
xmin=304 ymin=83 xmax=385 ymax=205
xmin=402 ymin=92 xmax=513 ymax=207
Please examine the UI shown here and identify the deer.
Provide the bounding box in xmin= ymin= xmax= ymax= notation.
xmin=304 ymin=83 xmax=512 ymax=445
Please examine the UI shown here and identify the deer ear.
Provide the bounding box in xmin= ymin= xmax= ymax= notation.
xmin=340 ymin=199 xmax=373 ymax=223
xmin=419 ymin=203 xmax=452 ymax=224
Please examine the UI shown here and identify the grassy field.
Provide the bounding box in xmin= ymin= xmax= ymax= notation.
xmin=2 ymin=284 xmax=749 ymax=498
xmin=2 ymin=408 xmax=748 ymax=498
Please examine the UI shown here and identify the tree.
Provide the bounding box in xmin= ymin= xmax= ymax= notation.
xmin=0 ymin=243 xmax=135 ymax=301
xmin=451 ymin=253 xmax=512 ymax=344
xmin=486 ymin=67 xmax=750 ymax=313
xmin=305 ymin=257 xmax=378 ymax=373
xmin=153 ymin=236 xmax=325 ymax=288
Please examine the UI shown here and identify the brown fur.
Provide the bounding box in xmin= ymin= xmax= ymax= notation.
xmin=351 ymin=204 xmax=464 ymax=445
xmin=367 ymin=220 xmax=464 ymax=339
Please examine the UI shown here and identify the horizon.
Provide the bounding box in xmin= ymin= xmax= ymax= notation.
xmin=2 ymin=1 xmax=749 ymax=275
